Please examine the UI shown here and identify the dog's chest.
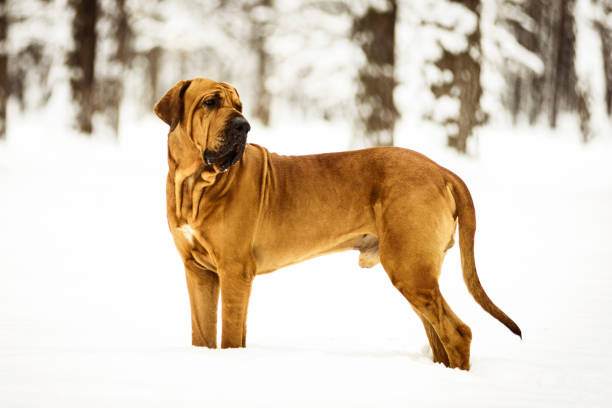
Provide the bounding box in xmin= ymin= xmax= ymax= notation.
xmin=178 ymin=224 xmax=196 ymax=244
xmin=171 ymin=222 xmax=217 ymax=271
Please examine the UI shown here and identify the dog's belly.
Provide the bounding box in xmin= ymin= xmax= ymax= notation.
xmin=253 ymin=232 xmax=380 ymax=274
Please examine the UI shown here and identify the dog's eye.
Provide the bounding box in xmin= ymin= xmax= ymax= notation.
xmin=203 ymin=99 xmax=217 ymax=108
xmin=236 ymin=105 xmax=242 ymax=112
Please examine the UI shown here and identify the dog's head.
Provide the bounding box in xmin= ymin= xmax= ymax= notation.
xmin=155 ymin=78 xmax=250 ymax=172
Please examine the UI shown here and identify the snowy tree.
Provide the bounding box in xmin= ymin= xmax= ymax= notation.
xmin=548 ymin=0 xmax=579 ymax=129
xmin=96 ymin=0 xmax=134 ymax=136
xmin=352 ymin=0 xmax=399 ymax=147
xmin=500 ymin=0 xmax=581 ymax=128
xmin=485 ymin=0 xmax=543 ymax=123
xmin=67 ymin=0 xmax=98 ymax=134
xmin=267 ymin=1 xmax=358 ymax=124
xmin=128 ymin=1 xmax=259 ymax=118
xmin=477 ymin=0 xmax=544 ymax=125
xmin=164 ymin=0 xmax=276 ymax=125
xmin=274 ymin=0 xmax=398 ymax=146
xmin=245 ymin=0 xmax=274 ymax=126
xmin=65 ymin=0 xmax=134 ymax=137
xmin=0 ymin=0 xmax=55 ymax=140
xmin=573 ymin=0 xmax=612 ymax=142
xmin=593 ymin=0 xmax=612 ymax=117
xmin=0 ymin=0 xmax=7 ymax=140
xmin=422 ymin=0 xmax=485 ymax=153
xmin=2 ymin=0 xmax=610 ymax=147
xmin=496 ymin=0 xmax=612 ymax=142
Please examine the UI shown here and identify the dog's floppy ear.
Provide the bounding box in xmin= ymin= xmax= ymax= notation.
xmin=154 ymin=80 xmax=192 ymax=131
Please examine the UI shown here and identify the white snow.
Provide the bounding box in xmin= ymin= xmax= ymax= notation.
xmin=575 ymin=0 xmax=609 ymax=139
xmin=1 ymin=108 xmax=611 ymax=406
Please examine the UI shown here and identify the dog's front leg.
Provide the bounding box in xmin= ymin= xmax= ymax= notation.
xmin=220 ymin=272 xmax=253 ymax=348
xmin=184 ymin=260 xmax=219 ymax=348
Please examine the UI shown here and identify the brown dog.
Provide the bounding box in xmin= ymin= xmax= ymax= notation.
xmin=154 ymin=78 xmax=521 ymax=370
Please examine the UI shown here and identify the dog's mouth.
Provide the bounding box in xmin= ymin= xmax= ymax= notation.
xmin=204 ymin=142 xmax=246 ymax=172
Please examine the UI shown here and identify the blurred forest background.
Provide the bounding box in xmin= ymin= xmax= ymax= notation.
xmin=0 ymin=0 xmax=610 ymax=153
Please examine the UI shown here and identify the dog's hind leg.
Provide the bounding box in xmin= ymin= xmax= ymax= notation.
xmin=389 ymin=271 xmax=472 ymax=370
xmin=185 ymin=260 xmax=219 ymax=348
xmin=417 ymin=312 xmax=450 ymax=366
xmin=378 ymin=218 xmax=471 ymax=369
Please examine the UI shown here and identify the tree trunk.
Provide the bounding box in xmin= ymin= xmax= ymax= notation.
xmin=145 ymin=46 xmax=162 ymax=109
xmin=527 ymin=0 xmax=546 ymax=124
xmin=549 ymin=0 xmax=577 ymax=128
xmin=251 ymin=0 xmax=272 ymax=126
xmin=431 ymin=0 xmax=483 ymax=154
xmin=352 ymin=0 xmax=398 ymax=147
xmin=101 ymin=0 xmax=133 ymax=137
xmin=510 ymin=76 xmax=521 ymax=125
xmin=0 ymin=0 xmax=7 ymax=140
xmin=596 ymin=19 xmax=612 ymax=116
xmin=502 ymin=0 xmax=583 ymax=129
xmin=67 ymin=0 xmax=97 ymax=135
xmin=113 ymin=0 xmax=131 ymax=66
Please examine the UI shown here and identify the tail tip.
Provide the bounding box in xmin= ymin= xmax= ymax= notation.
xmin=511 ymin=324 xmax=522 ymax=340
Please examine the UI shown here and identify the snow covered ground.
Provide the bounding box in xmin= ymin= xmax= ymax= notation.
xmin=1 ymin=114 xmax=611 ymax=407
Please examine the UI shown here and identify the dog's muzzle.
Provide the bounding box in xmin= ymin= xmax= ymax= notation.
xmin=204 ymin=117 xmax=251 ymax=172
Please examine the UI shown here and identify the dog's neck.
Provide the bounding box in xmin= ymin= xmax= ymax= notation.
xmin=167 ymin=128 xmax=222 ymax=224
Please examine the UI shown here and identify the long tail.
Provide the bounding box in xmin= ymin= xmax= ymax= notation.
xmin=445 ymin=169 xmax=522 ymax=338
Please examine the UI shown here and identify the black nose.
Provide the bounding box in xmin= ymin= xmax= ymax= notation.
xmin=231 ymin=117 xmax=250 ymax=134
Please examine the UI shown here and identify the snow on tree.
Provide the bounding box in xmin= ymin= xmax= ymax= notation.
xmin=266 ymin=1 xmax=359 ymax=126
xmin=0 ymin=0 xmax=610 ymax=147
xmin=94 ymin=0 xmax=134 ymax=136
xmin=594 ymin=0 xmax=612 ymax=117
xmin=419 ymin=0 xmax=485 ymax=153
xmin=499 ymin=0 xmax=579 ymax=127
xmin=352 ymin=0 xmax=399 ymax=147
xmin=1 ymin=0 xmax=58 ymax=140
xmin=479 ymin=0 xmax=543 ymax=122
xmin=67 ymin=0 xmax=97 ymax=135
xmin=128 ymin=0 xmax=273 ymax=125
xmin=0 ymin=0 xmax=7 ymax=140
xmin=573 ymin=0 xmax=612 ymax=141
